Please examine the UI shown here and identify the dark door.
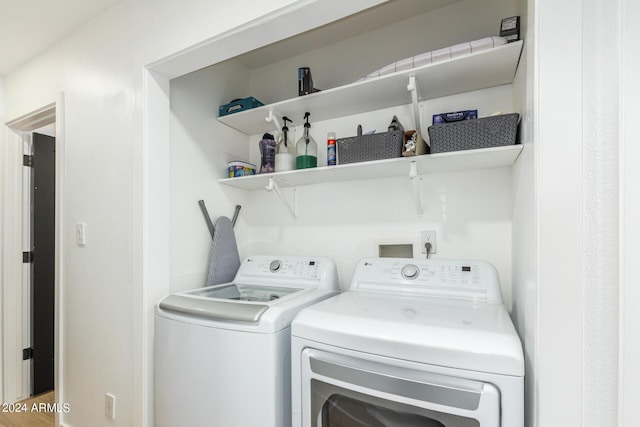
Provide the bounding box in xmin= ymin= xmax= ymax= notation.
xmin=31 ymin=132 xmax=55 ymax=395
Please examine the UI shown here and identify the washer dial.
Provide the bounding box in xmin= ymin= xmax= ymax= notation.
xmin=269 ymin=260 xmax=282 ymax=272
xmin=401 ymin=264 xmax=420 ymax=280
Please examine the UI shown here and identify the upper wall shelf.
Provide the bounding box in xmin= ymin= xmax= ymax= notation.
xmin=218 ymin=41 xmax=523 ymax=135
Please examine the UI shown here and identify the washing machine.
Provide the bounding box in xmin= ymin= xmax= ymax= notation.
xmin=155 ymin=255 xmax=340 ymax=427
xmin=291 ymin=257 xmax=524 ymax=427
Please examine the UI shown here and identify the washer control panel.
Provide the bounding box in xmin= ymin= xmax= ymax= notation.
xmin=350 ymin=258 xmax=503 ymax=303
xmin=235 ymin=255 xmax=340 ymax=291
xmin=264 ymin=258 xmax=319 ymax=278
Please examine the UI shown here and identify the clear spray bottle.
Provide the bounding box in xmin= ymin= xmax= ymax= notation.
xmin=275 ymin=116 xmax=295 ymax=172
xmin=295 ymin=112 xmax=317 ymax=169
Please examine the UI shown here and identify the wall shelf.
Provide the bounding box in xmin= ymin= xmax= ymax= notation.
xmin=218 ymin=41 xmax=523 ymax=135
xmin=218 ymin=144 xmax=524 ymax=191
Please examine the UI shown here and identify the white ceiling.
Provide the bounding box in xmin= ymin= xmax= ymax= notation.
xmin=0 ymin=0 xmax=121 ymax=76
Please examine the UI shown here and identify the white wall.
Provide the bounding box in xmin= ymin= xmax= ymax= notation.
xmin=511 ymin=0 xmax=535 ymax=424
xmin=536 ymin=0 xmax=585 ymax=424
xmin=2 ymin=1 xmax=297 ymax=426
xmin=536 ymin=0 xmax=623 ymax=425
xmin=169 ymin=60 xmax=251 ymax=292
xmin=581 ymin=0 xmax=620 ymax=424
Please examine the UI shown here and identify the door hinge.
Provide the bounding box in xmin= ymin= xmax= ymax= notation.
xmin=22 ymin=347 xmax=33 ymax=360
xmin=23 ymin=251 xmax=34 ymax=263
xmin=23 ymin=155 xmax=33 ymax=167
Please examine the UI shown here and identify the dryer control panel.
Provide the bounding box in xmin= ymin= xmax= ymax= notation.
xmin=349 ymin=258 xmax=503 ymax=303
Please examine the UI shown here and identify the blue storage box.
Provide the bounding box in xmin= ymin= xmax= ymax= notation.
xmin=219 ymin=97 xmax=264 ymax=117
xmin=432 ymin=109 xmax=478 ymax=124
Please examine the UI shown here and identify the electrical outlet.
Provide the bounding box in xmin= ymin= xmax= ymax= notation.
xmin=421 ymin=230 xmax=437 ymax=254
xmin=105 ymin=393 xmax=116 ymax=420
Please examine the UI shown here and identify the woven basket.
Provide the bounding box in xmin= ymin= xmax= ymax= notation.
xmin=428 ymin=113 xmax=519 ymax=154
xmin=336 ymin=130 xmax=404 ymax=165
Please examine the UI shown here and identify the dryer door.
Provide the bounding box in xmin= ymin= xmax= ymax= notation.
xmin=300 ymin=349 xmax=500 ymax=427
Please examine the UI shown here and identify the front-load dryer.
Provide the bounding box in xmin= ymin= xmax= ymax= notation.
xmin=155 ymin=255 xmax=339 ymax=427
xmin=291 ymin=257 xmax=524 ymax=427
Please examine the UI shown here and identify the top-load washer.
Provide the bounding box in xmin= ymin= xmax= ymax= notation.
xmin=291 ymin=257 xmax=524 ymax=427
xmin=155 ymin=255 xmax=340 ymax=427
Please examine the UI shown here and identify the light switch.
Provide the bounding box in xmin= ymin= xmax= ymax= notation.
xmin=76 ymin=223 xmax=87 ymax=246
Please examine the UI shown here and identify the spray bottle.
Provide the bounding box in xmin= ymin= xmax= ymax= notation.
xmin=275 ymin=116 xmax=295 ymax=172
xmin=295 ymin=112 xmax=317 ymax=169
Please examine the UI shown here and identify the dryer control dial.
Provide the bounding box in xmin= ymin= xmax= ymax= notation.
xmin=269 ymin=260 xmax=282 ymax=272
xmin=401 ymin=264 xmax=420 ymax=280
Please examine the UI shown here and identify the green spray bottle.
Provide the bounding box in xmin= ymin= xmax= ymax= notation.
xmin=295 ymin=112 xmax=317 ymax=169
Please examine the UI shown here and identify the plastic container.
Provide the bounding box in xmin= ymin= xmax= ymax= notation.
xmin=227 ymin=161 xmax=256 ymax=178
xmin=427 ymin=113 xmax=519 ymax=154
xmin=336 ymin=130 xmax=404 ymax=165
xmin=218 ymin=97 xmax=264 ymax=117
xmin=258 ymin=133 xmax=276 ymax=173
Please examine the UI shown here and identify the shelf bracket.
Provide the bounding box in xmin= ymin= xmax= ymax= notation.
xmin=409 ymin=161 xmax=424 ymax=216
xmin=265 ymin=108 xmax=282 ymax=133
xmin=407 ymin=74 xmax=424 ymax=138
xmin=266 ymin=177 xmax=297 ymax=218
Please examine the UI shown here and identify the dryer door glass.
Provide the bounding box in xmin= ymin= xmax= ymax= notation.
xmin=313 ymin=381 xmax=479 ymax=427
xmin=302 ymin=349 xmax=499 ymax=427
xmin=322 ymin=392 xmax=454 ymax=427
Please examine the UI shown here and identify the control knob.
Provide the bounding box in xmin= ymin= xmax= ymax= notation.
xmin=401 ymin=264 xmax=420 ymax=280
xmin=269 ymin=260 xmax=282 ymax=272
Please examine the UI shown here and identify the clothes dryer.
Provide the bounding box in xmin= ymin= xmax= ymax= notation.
xmin=292 ymin=257 xmax=524 ymax=427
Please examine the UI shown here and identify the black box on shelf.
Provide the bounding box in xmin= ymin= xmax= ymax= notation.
xmin=298 ymin=67 xmax=321 ymax=96
xmin=500 ymin=16 xmax=521 ymax=43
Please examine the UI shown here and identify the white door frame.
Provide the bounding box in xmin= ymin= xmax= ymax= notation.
xmin=1 ymin=96 xmax=64 ymax=421
xmin=619 ymin=0 xmax=639 ymax=425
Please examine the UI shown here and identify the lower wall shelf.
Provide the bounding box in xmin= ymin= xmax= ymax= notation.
xmin=218 ymin=145 xmax=524 ymax=191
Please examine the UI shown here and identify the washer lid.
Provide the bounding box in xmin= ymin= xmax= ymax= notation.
xmin=292 ymin=291 xmax=524 ymax=377
xmin=159 ymin=294 xmax=270 ymax=323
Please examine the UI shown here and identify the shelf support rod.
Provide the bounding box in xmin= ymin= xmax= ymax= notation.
xmin=266 ymin=177 xmax=297 ymax=218
xmin=265 ymin=108 xmax=282 ymax=133
xmin=409 ymin=161 xmax=424 ymax=216
xmin=407 ymin=74 xmax=424 ymax=139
